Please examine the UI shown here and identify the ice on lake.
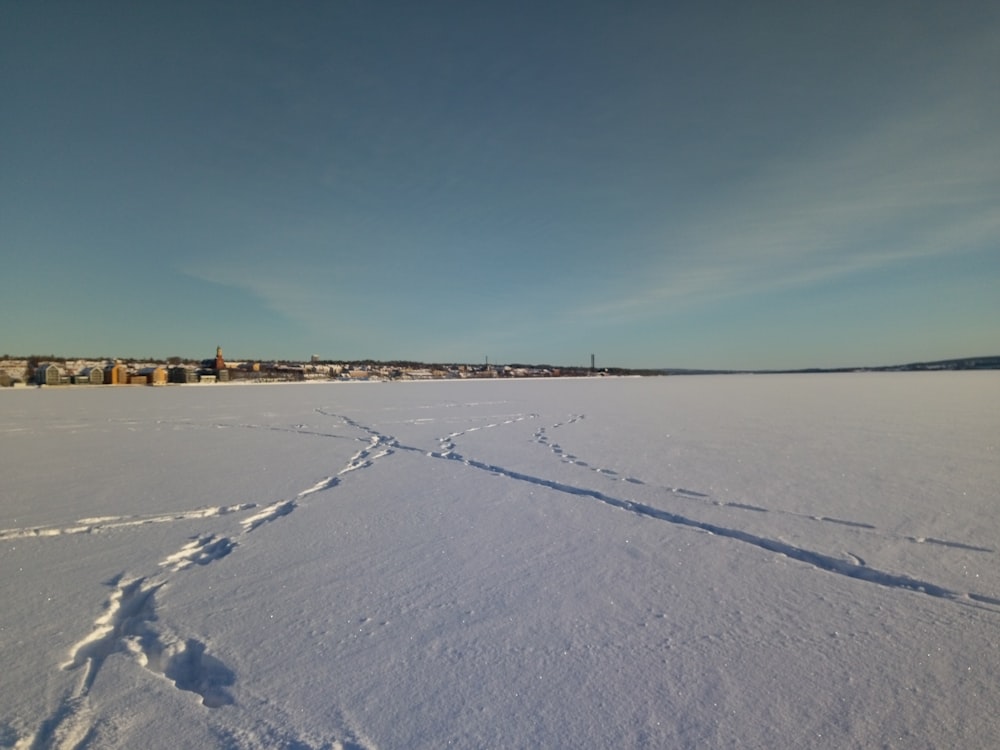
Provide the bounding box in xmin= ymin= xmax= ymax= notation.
xmin=2 ymin=373 xmax=998 ymax=748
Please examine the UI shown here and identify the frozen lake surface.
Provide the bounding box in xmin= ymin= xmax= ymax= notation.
xmin=2 ymin=373 xmax=999 ymax=748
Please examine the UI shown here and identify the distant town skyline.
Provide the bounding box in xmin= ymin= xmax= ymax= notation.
xmin=2 ymin=3 xmax=998 ymax=370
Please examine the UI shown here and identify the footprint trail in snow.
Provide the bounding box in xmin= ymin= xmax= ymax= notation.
xmin=13 ymin=404 xmax=996 ymax=749
xmin=16 ymin=414 xmax=391 ymax=750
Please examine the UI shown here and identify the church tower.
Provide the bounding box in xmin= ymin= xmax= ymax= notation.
xmin=215 ymin=346 xmax=225 ymax=372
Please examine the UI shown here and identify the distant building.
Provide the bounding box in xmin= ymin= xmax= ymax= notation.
xmin=137 ymin=366 xmax=168 ymax=386
xmin=103 ymin=363 xmax=130 ymax=385
xmin=35 ymin=363 xmax=62 ymax=386
xmin=168 ymin=367 xmax=198 ymax=384
xmin=77 ymin=367 xmax=104 ymax=385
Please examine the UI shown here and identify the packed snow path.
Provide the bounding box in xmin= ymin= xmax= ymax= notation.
xmin=2 ymin=375 xmax=998 ymax=748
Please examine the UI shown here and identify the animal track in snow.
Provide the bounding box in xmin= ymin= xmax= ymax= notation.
xmin=304 ymin=410 xmax=999 ymax=612
xmin=137 ymin=637 xmax=235 ymax=708
xmin=22 ymin=565 xmax=241 ymax=747
xmin=160 ymin=534 xmax=236 ymax=571
xmin=906 ymin=536 xmax=993 ymax=552
xmin=429 ymin=447 xmax=1000 ymax=611
xmin=427 ymin=413 xmax=536 ymax=459
xmin=240 ymin=475 xmax=346 ymax=533
xmin=339 ymin=435 xmax=395 ymax=475
xmin=61 ymin=575 xmax=162 ymax=692
xmin=17 ymin=409 xmax=409 ymax=750
xmin=0 ymin=503 xmax=257 ymax=541
xmin=20 ymin=574 xmax=235 ymax=749
xmin=60 ymin=574 xmax=235 ymax=706
xmin=402 ymin=409 xmax=1000 ymax=614
xmin=529 ymin=415 xmax=989 ymax=554
xmin=533 ymin=418 xmax=712 ymax=497
xmin=20 ymin=401 xmax=993 ymax=749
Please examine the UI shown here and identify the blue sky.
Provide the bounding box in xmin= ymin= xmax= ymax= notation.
xmin=2 ymin=2 xmax=998 ymax=369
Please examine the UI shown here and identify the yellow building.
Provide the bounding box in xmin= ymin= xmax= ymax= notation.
xmin=137 ymin=366 xmax=168 ymax=385
xmin=103 ymin=363 xmax=130 ymax=385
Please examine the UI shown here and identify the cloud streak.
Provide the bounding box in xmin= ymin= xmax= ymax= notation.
xmin=572 ymin=64 xmax=1000 ymax=324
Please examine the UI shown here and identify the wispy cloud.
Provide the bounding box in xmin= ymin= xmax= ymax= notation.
xmin=572 ymin=36 xmax=1000 ymax=323
xmin=179 ymin=258 xmax=340 ymax=330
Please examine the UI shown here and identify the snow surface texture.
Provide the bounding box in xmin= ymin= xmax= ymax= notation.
xmin=1 ymin=374 xmax=998 ymax=749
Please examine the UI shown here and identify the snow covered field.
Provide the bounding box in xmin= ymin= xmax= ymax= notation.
xmin=2 ymin=374 xmax=998 ymax=749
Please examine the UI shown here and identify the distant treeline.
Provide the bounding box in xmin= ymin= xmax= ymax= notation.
xmin=660 ymin=355 xmax=1000 ymax=375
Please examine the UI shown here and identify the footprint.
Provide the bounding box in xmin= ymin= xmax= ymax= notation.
xmin=160 ymin=534 xmax=235 ymax=572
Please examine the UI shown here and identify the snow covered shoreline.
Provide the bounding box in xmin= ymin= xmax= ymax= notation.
xmin=2 ymin=373 xmax=998 ymax=748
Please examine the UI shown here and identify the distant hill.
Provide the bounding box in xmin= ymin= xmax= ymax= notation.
xmin=885 ymin=355 xmax=1000 ymax=371
xmin=659 ymin=356 xmax=1000 ymax=375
